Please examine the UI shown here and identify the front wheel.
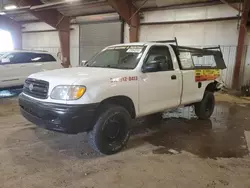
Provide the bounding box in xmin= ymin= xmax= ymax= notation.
xmin=194 ymin=91 xmax=215 ymax=120
xmin=88 ymin=104 xmax=131 ymax=155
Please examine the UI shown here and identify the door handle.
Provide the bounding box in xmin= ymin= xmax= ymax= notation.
xmin=171 ymin=75 xmax=177 ymax=80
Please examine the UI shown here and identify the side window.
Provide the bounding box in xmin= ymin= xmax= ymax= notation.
xmin=29 ymin=53 xmax=56 ymax=63
xmin=27 ymin=53 xmax=41 ymax=62
xmin=25 ymin=53 xmax=36 ymax=63
xmin=1 ymin=52 xmax=56 ymax=64
xmin=178 ymin=47 xmax=226 ymax=70
xmin=5 ymin=53 xmax=30 ymax=64
xmin=192 ymin=54 xmax=216 ymax=68
xmin=179 ymin=52 xmax=194 ymax=69
xmin=43 ymin=54 xmax=56 ymax=62
xmin=179 ymin=52 xmax=217 ymax=70
xmin=145 ymin=46 xmax=173 ymax=71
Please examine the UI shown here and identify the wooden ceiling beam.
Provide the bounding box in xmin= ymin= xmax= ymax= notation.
xmin=12 ymin=0 xmax=70 ymax=30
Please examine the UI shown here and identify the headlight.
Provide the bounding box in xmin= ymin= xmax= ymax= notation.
xmin=50 ymin=85 xmax=86 ymax=100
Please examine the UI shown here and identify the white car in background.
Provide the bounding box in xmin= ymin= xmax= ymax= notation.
xmin=0 ymin=52 xmax=6 ymax=57
xmin=0 ymin=51 xmax=63 ymax=89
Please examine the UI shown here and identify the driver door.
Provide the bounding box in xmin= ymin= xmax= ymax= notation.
xmin=139 ymin=45 xmax=182 ymax=116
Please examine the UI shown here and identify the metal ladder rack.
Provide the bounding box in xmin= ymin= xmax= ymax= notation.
xmin=203 ymin=46 xmax=223 ymax=56
xmin=151 ymin=37 xmax=179 ymax=47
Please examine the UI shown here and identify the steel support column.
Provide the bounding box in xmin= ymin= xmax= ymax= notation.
xmin=58 ymin=18 xmax=70 ymax=68
xmin=233 ymin=0 xmax=250 ymax=89
xmin=0 ymin=16 xmax=22 ymax=49
xmin=107 ymin=0 xmax=140 ymax=42
xmin=129 ymin=3 xmax=140 ymax=42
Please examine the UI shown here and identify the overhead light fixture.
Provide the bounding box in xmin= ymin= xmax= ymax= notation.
xmin=4 ymin=5 xmax=17 ymax=10
xmin=0 ymin=12 xmax=6 ymax=15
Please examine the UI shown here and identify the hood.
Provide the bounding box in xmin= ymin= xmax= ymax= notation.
xmin=29 ymin=67 xmax=129 ymax=85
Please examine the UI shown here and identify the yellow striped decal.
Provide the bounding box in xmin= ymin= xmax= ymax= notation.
xmin=195 ymin=69 xmax=220 ymax=82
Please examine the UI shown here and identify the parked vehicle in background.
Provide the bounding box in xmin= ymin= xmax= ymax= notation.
xmin=19 ymin=39 xmax=226 ymax=155
xmin=0 ymin=50 xmax=62 ymax=89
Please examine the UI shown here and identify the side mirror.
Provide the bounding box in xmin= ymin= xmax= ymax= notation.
xmin=142 ymin=60 xmax=160 ymax=73
xmin=1 ymin=58 xmax=10 ymax=64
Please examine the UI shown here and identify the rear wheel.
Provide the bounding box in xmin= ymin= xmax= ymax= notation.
xmin=88 ymin=104 xmax=131 ymax=155
xmin=194 ymin=91 xmax=215 ymax=120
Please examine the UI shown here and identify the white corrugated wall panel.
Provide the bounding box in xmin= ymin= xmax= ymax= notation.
xmin=139 ymin=20 xmax=238 ymax=46
xmin=220 ymin=46 xmax=237 ymax=88
xmin=22 ymin=23 xmax=60 ymax=57
xmin=206 ymin=4 xmax=239 ymax=19
xmin=22 ymin=31 xmax=60 ymax=57
xmin=175 ymin=7 xmax=207 ymax=21
xmin=242 ymin=35 xmax=250 ymax=85
xmin=141 ymin=4 xmax=239 ymax=23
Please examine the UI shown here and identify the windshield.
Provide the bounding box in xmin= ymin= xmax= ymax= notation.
xmin=85 ymin=45 xmax=145 ymax=69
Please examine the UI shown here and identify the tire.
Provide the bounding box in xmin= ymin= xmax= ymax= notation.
xmin=194 ymin=91 xmax=215 ymax=120
xmin=88 ymin=104 xmax=131 ymax=155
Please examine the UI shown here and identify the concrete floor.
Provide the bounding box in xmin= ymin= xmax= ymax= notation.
xmin=1 ymin=94 xmax=250 ymax=188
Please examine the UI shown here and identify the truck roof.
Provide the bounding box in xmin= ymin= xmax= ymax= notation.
xmin=109 ymin=38 xmax=180 ymax=47
xmin=109 ymin=42 xmax=148 ymax=47
xmin=109 ymin=42 xmax=179 ymax=48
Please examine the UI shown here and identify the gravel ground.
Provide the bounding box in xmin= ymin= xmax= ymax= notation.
xmin=1 ymin=94 xmax=250 ymax=188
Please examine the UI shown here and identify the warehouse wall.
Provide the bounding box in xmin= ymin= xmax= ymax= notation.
xmin=242 ymin=34 xmax=250 ymax=86
xmin=22 ymin=22 xmax=60 ymax=55
xmin=22 ymin=22 xmax=80 ymax=67
xmin=124 ymin=4 xmax=245 ymax=88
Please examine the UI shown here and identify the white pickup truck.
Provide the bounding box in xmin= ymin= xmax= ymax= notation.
xmin=0 ymin=50 xmax=62 ymax=89
xmin=19 ymin=40 xmax=226 ymax=155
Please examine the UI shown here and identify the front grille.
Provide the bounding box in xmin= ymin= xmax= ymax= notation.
xmin=23 ymin=78 xmax=49 ymax=99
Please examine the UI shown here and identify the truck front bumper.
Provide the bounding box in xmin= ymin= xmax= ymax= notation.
xmin=19 ymin=93 xmax=98 ymax=134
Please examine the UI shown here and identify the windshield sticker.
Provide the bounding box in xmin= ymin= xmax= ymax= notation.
xmin=127 ymin=48 xmax=143 ymax=53
xmin=195 ymin=69 xmax=220 ymax=82
xmin=106 ymin=46 xmax=144 ymax=52
xmin=110 ymin=76 xmax=138 ymax=83
xmin=179 ymin=52 xmax=194 ymax=69
xmin=114 ymin=46 xmax=128 ymax=49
